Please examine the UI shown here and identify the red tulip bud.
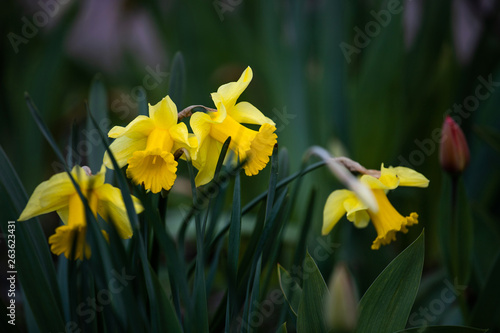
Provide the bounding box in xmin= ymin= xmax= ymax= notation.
xmin=440 ymin=116 xmax=470 ymax=175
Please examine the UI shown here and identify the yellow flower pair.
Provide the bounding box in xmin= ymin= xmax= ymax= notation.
xmin=323 ymin=164 xmax=429 ymax=249
xmin=104 ymin=66 xmax=277 ymax=191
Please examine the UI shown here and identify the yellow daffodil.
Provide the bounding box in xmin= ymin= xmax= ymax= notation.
xmin=322 ymin=164 xmax=429 ymax=250
xmin=190 ymin=67 xmax=277 ymax=186
xmin=18 ymin=165 xmax=143 ymax=260
xmin=104 ymin=95 xmax=197 ymax=193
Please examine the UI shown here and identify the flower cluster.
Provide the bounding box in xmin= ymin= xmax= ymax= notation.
xmin=105 ymin=66 xmax=277 ymax=190
xmin=18 ymin=66 xmax=277 ymax=260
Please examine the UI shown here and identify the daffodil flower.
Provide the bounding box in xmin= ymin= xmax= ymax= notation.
xmin=104 ymin=95 xmax=197 ymax=193
xmin=18 ymin=165 xmax=143 ymax=260
xmin=322 ymin=164 xmax=429 ymax=250
xmin=190 ymin=67 xmax=277 ymax=186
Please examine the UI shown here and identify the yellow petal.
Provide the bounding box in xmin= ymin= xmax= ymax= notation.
xmin=381 ymin=164 xmax=430 ymax=188
xmin=149 ymin=96 xmax=178 ymax=130
xmin=71 ymin=165 xmax=105 ymax=190
xmin=323 ymin=189 xmax=353 ymax=235
xmin=19 ymin=170 xmax=75 ymax=221
xmin=104 ymin=135 xmax=148 ymax=169
xmin=230 ymin=101 xmax=275 ymax=126
xmin=190 ymin=111 xmax=215 ymax=150
xmin=360 ymin=175 xmax=391 ymax=190
xmin=56 ymin=206 xmax=69 ymax=224
xmin=95 ymin=183 xmax=142 ymax=239
xmin=216 ymin=66 xmax=253 ymax=109
xmin=170 ymin=122 xmax=197 ymax=150
xmin=344 ymin=197 xmax=370 ymax=228
xmin=210 ymin=94 xmax=228 ymax=123
xmin=193 ymin=138 xmax=221 ymax=187
xmin=174 ymin=134 xmax=199 ymax=161
xmin=108 ymin=115 xmax=155 ymax=139
xmin=48 ymin=224 xmax=90 ymax=260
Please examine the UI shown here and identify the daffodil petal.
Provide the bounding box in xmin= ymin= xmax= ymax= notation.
xmin=19 ymin=171 xmax=75 ymax=221
xmin=170 ymin=122 xmax=197 ymax=149
xmin=104 ymin=135 xmax=148 ymax=169
xmin=193 ymin=138 xmax=221 ymax=187
xmin=323 ymin=189 xmax=353 ymax=235
xmin=216 ymin=66 xmax=253 ymax=109
xmin=174 ymin=134 xmax=199 ymax=161
xmin=95 ymin=184 xmax=143 ymax=239
xmin=108 ymin=116 xmax=155 ymax=139
xmin=190 ymin=111 xmax=214 ymax=149
xmin=56 ymin=207 xmax=69 ymax=224
xmin=360 ymin=175 xmax=391 ymax=190
xmin=149 ymin=96 xmax=178 ymax=129
xmin=230 ymin=101 xmax=275 ymax=126
xmin=381 ymin=164 xmax=430 ymax=188
xmin=344 ymin=197 xmax=370 ymax=228
xmin=71 ymin=165 xmax=105 ymax=190
xmin=210 ymin=93 xmax=228 ymax=123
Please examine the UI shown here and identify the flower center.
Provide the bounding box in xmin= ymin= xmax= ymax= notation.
xmin=126 ymin=128 xmax=178 ymax=193
xmin=145 ymin=128 xmax=174 ymax=152
xmin=367 ymin=189 xmax=418 ymax=250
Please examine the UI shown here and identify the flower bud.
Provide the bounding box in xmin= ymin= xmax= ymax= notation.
xmin=325 ymin=262 xmax=358 ymax=332
xmin=440 ymin=116 xmax=470 ymax=175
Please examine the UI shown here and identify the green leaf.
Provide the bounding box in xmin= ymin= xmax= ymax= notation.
xmin=355 ymin=231 xmax=425 ymax=333
xmin=395 ymin=326 xmax=487 ymax=333
xmin=149 ymin=265 xmax=183 ymax=333
xmin=168 ymin=52 xmax=186 ymax=106
xmin=87 ymin=106 xmax=161 ymax=330
xmin=439 ymin=177 xmax=473 ymax=296
xmin=276 ymin=322 xmax=288 ymax=333
xmin=87 ymin=74 xmax=109 ymax=172
xmin=278 ymin=264 xmax=302 ymax=316
xmin=471 ymin=249 xmax=500 ymax=328
xmin=226 ymin=170 xmax=241 ymax=327
xmin=242 ymin=160 xmax=325 ymax=216
xmin=185 ymin=156 xmax=209 ymax=333
xmin=296 ymin=251 xmax=329 ymax=333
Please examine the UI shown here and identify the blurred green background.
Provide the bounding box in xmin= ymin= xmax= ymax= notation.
xmin=1 ymin=0 xmax=500 ymax=329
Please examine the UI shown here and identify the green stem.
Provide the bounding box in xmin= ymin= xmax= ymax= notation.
xmin=450 ymin=175 xmax=468 ymax=322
